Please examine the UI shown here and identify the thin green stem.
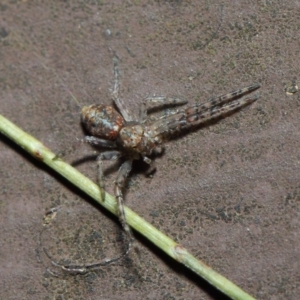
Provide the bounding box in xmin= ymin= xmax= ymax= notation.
xmin=0 ymin=113 xmax=256 ymax=300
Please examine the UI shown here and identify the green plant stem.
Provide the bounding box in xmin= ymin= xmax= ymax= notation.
xmin=0 ymin=113 xmax=256 ymax=300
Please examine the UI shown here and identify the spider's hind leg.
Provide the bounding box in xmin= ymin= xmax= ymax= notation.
xmin=114 ymin=159 xmax=139 ymax=254
xmin=39 ymin=205 xmax=131 ymax=276
xmin=96 ymin=150 xmax=122 ymax=201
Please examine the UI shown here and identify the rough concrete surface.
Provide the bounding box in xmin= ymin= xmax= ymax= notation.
xmin=1 ymin=1 xmax=300 ymax=299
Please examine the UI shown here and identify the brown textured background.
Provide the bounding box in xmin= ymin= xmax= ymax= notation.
xmin=1 ymin=1 xmax=300 ymax=299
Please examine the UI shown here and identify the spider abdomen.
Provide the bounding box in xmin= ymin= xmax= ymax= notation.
xmin=81 ymin=104 xmax=125 ymax=140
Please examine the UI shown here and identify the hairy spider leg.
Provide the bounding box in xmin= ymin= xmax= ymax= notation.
xmin=39 ymin=214 xmax=131 ymax=275
xmin=40 ymin=230 xmax=130 ymax=277
xmin=83 ymin=136 xmax=117 ymax=148
xmin=139 ymin=96 xmax=188 ymax=122
xmin=151 ymin=85 xmax=260 ymax=135
xmin=60 ymin=240 xmax=131 ymax=274
xmin=154 ymin=83 xmax=260 ymax=124
xmin=182 ymin=94 xmax=259 ymax=129
xmin=96 ymin=150 xmax=122 ymax=201
xmin=111 ymin=56 xmax=133 ymax=122
xmin=114 ymin=159 xmax=136 ymax=253
xmin=53 ymin=136 xmax=117 ymax=160
xmin=197 ymin=83 xmax=260 ymax=112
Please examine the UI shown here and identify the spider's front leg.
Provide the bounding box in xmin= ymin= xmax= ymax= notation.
xmin=139 ymin=96 xmax=188 ymax=123
xmin=151 ymin=83 xmax=260 ymax=135
xmin=96 ymin=150 xmax=122 ymax=201
xmin=114 ymin=159 xmax=136 ymax=250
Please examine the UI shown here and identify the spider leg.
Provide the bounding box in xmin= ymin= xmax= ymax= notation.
xmin=139 ymin=96 xmax=188 ymax=122
xmin=151 ymin=86 xmax=260 ymax=135
xmin=114 ymin=159 xmax=136 ymax=251
xmin=60 ymin=241 xmax=130 ymax=274
xmin=111 ymin=56 xmax=133 ymax=122
xmin=96 ymin=150 xmax=122 ymax=202
xmin=83 ymin=136 xmax=117 ymax=148
xmin=53 ymin=136 xmax=117 ymax=160
xmin=183 ymin=94 xmax=259 ymax=129
xmin=142 ymin=155 xmax=151 ymax=164
xmin=39 ymin=205 xmax=131 ymax=276
xmin=187 ymin=83 xmax=260 ymax=115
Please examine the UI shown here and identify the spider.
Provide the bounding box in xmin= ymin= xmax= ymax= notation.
xmin=48 ymin=57 xmax=260 ymax=274
xmin=79 ymin=56 xmax=260 ymax=259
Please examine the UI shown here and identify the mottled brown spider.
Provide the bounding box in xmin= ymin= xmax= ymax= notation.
xmin=79 ymin=56 xmax=260 ymax=261
xmin=47 ymin=57 xmax=259 ymax=274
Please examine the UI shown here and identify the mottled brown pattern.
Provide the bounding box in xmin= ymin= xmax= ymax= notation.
xmin=81 ymin=105 xmax=125 ymax=140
